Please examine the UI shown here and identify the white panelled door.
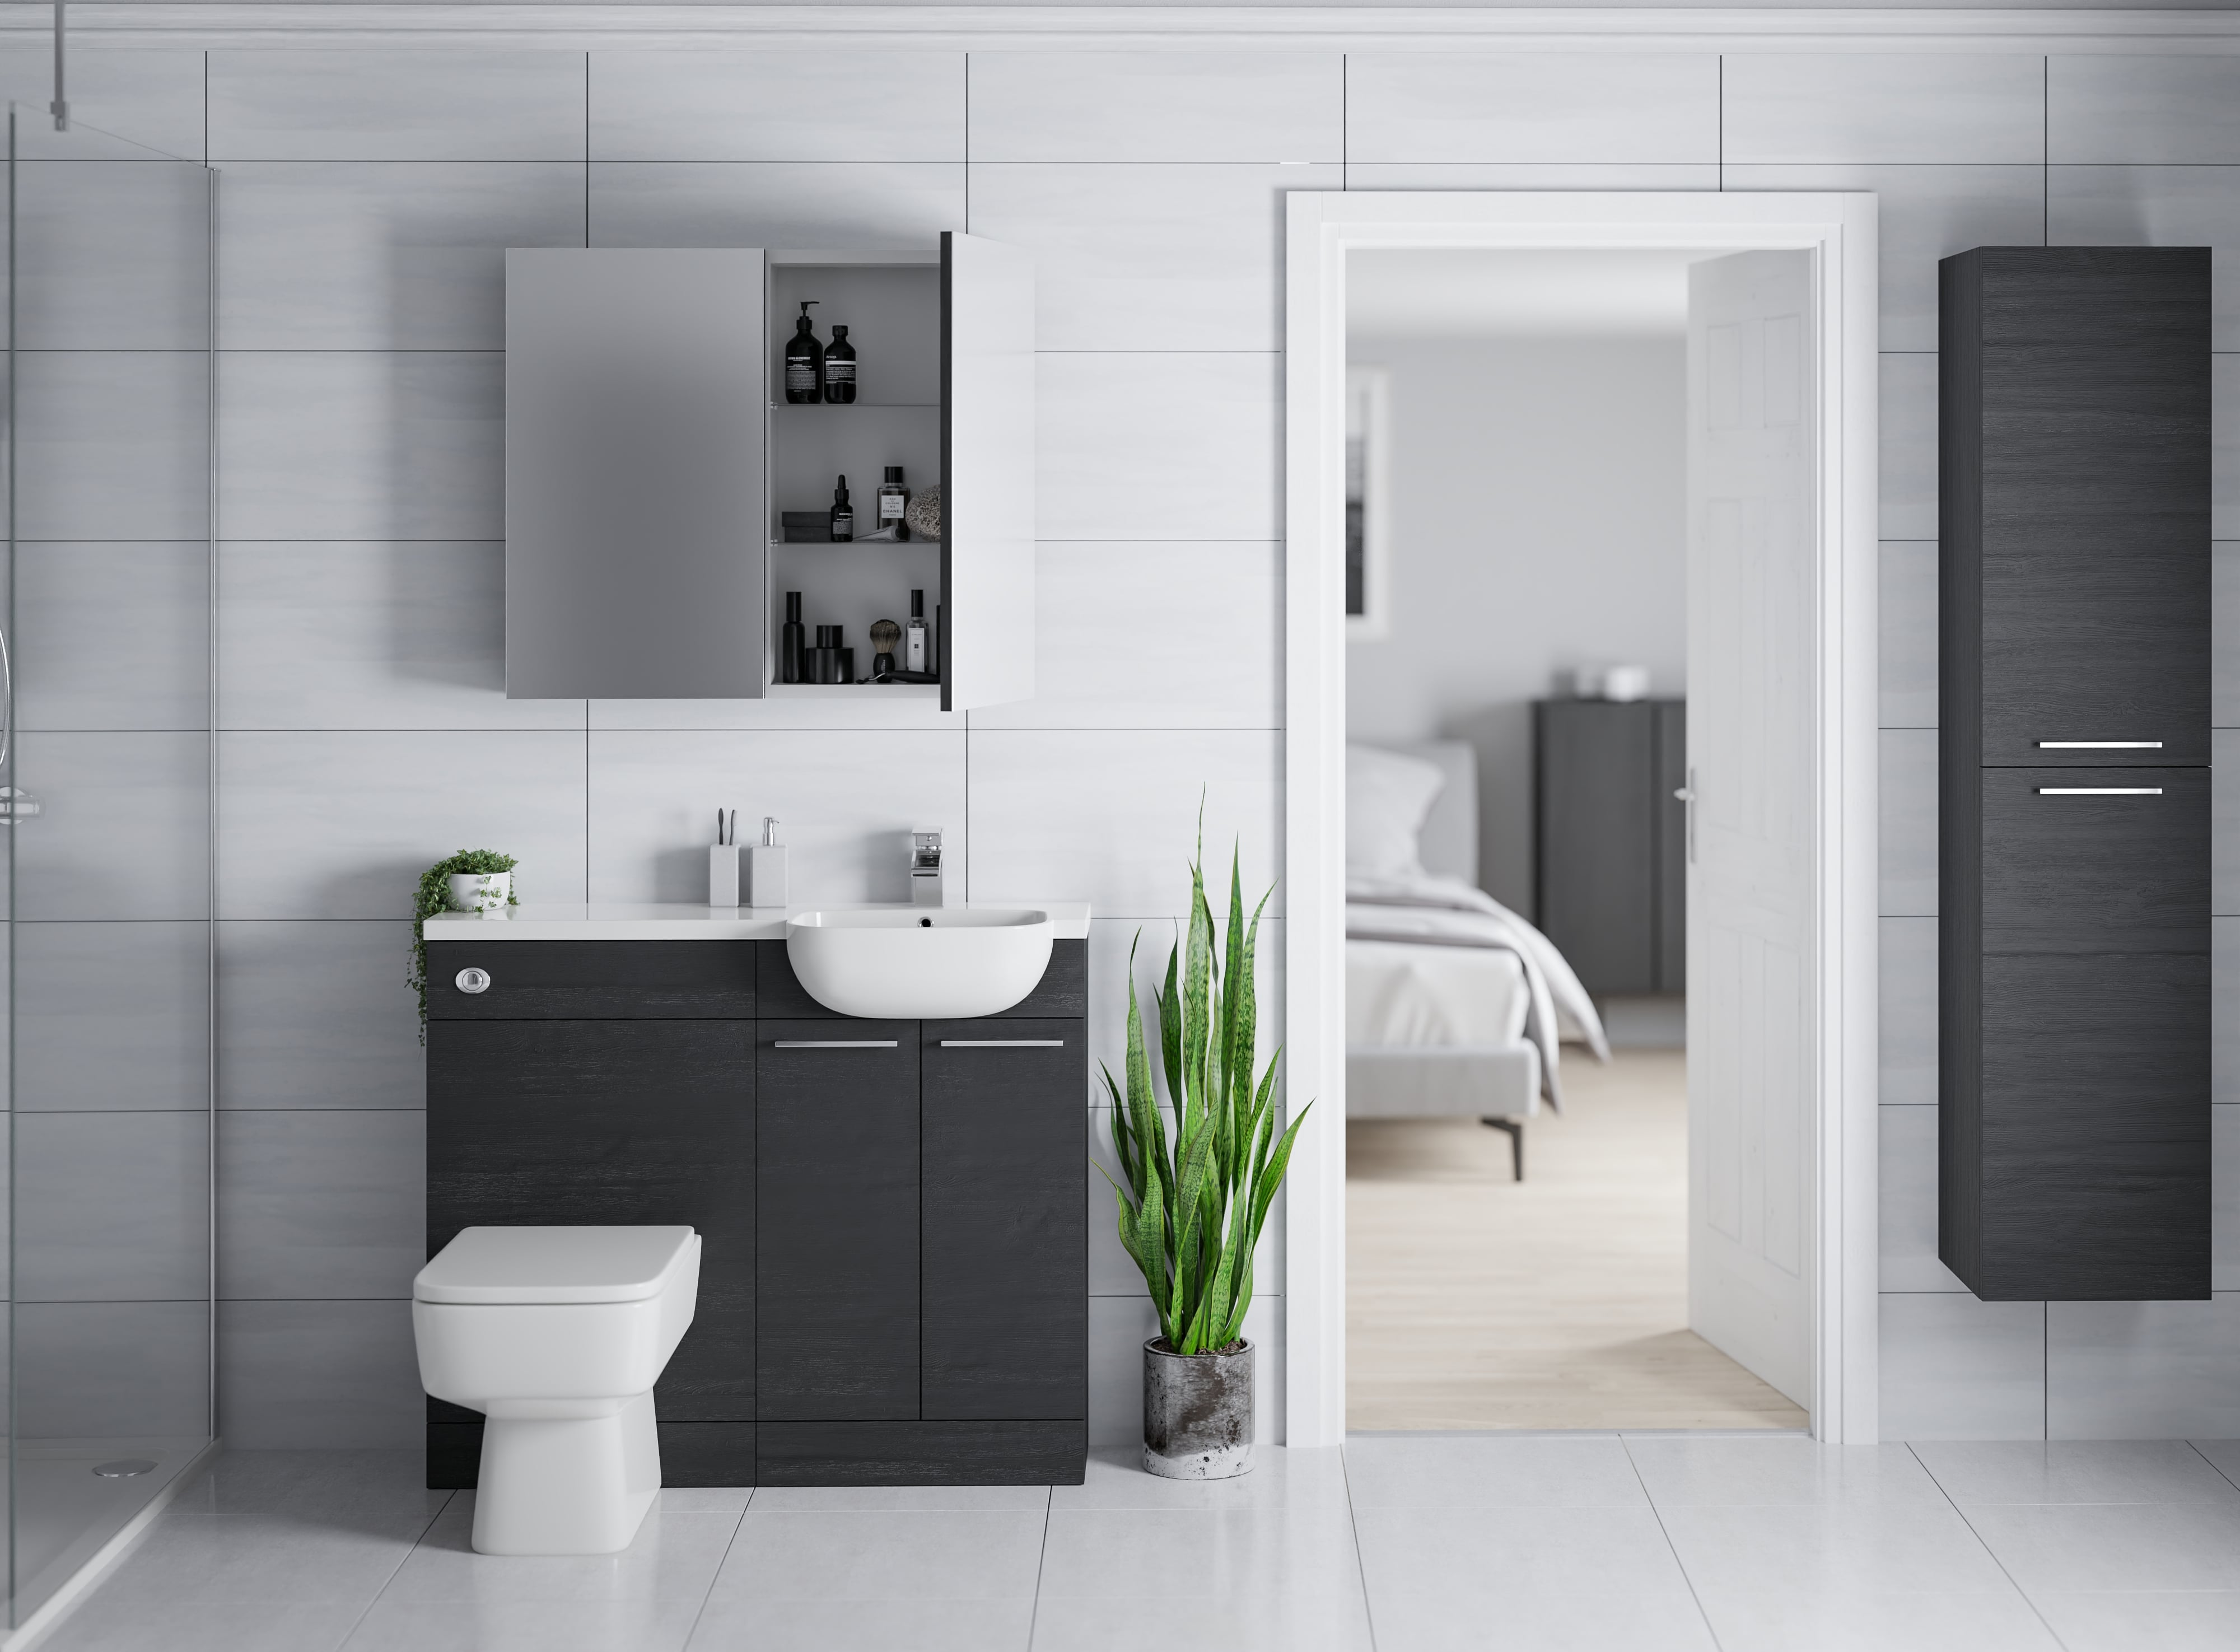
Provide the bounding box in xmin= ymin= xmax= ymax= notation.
xmin=1684 ymin=251 xmax=1817 ymax=1408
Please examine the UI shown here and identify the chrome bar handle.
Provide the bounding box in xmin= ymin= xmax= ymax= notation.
xmin=2037 ymin=787 xmax=2164 ymax=795
xmin=773 ymin=1040 xmax=899 ymax=1049
xmin=2038 ymin=740 xmax=2162 ymax=749
xmin=939 ymin=1040 xmax=1066 ymax=1048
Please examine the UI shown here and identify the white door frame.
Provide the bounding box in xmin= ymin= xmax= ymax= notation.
xmin=1282 ymin=192 xmax=1881 ymax=1446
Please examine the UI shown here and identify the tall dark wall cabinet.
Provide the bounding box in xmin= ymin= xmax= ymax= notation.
xmin=1938 ymin=246 xmax=2211 ymax=1302
xmin=1534 ymin=698 xmax=1687 ymax=994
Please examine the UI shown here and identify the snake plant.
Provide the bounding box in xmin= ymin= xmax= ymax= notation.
xmin=1102 ymin=834 xmax=1310 ymax=1357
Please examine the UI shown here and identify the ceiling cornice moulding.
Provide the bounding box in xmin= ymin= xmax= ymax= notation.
xmin=7 ymin=4 xmax=2240 ymax=52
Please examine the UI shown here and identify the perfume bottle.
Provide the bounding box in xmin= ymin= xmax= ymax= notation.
xmin=905 ymin=590 xmax=929 ymax=673
xmin=822 ymin=324 xmax=857 ymax=404
xmin=829 ymin=475 xmax=854 ymax=543
xmin=878 ymin=466 xmax=909 ymax=542
xmin=783 ymin=302 xmax=822 ymax=404
xmin=778 ymin=590 xmax=806 ymax=684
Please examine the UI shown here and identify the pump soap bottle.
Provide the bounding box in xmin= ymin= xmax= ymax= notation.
xmin=783 ymin=303 xmax=822 ymax=404
xmin=823 ymin=324 xmax=857 ymax=404
xmin=748 ymin=818 xmax=788 ymax=908
xmin=829 ymin=475 xmax=855 ymax=543
xmin=778 ymin=591 xmax=806 ymax=684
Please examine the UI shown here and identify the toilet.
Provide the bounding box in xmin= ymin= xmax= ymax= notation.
xmin=412 ymin=1225 xmax=701 ymax=1556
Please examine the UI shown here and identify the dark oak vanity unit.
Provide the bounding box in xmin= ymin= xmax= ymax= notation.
xmin=1938 ymin=246 xmax=2211 ymax=1301
xmin=422 ymin=936 xmax=1089 ymax=1487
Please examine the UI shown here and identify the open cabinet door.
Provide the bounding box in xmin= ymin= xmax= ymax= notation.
xmin=941 ymin=232 xmax=1036 ymax=712
xmin=1684 ymin=250 xmax=1817 ymax=1408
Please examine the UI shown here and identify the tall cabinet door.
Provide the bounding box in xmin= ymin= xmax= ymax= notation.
xmin=921 ymin=1021 xmax=1087 ymax=1420
xmin=941 ymin=231 xmax=1037 ymax=713
xmin=756 ymin=1021 xmax=921 ymax=1419
xmin=505 ymin=248 xmax=768 ymax=698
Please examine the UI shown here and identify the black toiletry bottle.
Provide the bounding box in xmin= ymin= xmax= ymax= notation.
xmin=812 ymin=624 xmax=843 ymax=685
xmin=879 ymin=466 xmax=909 ymax=541
xmin=829 ymin=475 xmax=854 ymax=543
xmin=822 ymin=324 xmax=857 ymax=404
xmin=783 ymin=302 xmax=822 ymax=404
xmin=778 ymin=591 xmax=806 ymax=684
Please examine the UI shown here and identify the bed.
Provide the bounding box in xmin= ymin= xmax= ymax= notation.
xmin=1345 ymin=740 xmax=1608 ymax=1179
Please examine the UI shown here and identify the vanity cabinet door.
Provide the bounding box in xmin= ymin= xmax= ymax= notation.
xmin=921 ymin=1021 xmax=1086 ymax=1421
xmin=426 ymin=1018 xmax=755 ymax=1417
xmin=757 ymin=1021 xmax=920 ymax=1420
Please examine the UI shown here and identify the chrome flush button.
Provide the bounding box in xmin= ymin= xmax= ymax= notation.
xmin=455 ymin=967 xmax=492 ymax=995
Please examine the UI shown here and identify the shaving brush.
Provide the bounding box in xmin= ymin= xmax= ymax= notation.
xmin=869 ymin=618 xmax=903 ymax=678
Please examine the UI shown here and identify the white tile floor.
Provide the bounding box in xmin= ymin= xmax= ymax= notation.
xmin=34 ymin=1434 xmax=2240 ymax=1651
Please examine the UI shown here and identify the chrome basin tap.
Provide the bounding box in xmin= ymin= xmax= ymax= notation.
xmin=910 ymin=828 xmax=944 ymax=907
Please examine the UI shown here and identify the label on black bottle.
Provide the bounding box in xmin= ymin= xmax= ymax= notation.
xmin=825 ymin=361 xmax=856 ymax=388
xmin=786 ymin=363 xmax=815 ymax=393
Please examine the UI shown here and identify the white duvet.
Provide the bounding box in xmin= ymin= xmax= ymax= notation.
xmin=1346 ymin=870 xmax=1612 ymax=1109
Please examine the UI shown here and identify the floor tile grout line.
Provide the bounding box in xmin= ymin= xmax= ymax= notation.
xmin=1337 ymin=1441 xmax=1382 ymax=1652
xmin=2185 ymin=1439 xmax=2240 ymax=1495
xmin=1904 ymin=1441 xmax=2075 ymax=1652
xmin=1618 ymin=1435 xmax=1726 ymax=1652
xmin=675 ymin=1501 xmax=750 ymax=1652
xmin=1024 ymin=1484 xmax=1053 ymax=1651
xmin=333 ymin=1486 xmax=455 ymax=1650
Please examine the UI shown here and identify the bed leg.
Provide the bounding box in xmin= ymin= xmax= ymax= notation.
xmin=1481 ymin=1117 xmax=1524 ymax=1182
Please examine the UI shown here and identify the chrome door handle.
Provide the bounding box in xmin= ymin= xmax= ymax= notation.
xmin=2038 ymin=787 xmax=2163 ymax=795
xmin=773 ymin=1040 xmax=899 ymax=1049
xmin=1673 ymin=768 xmax=1697 ymax=864
xmin=2038 ymin=740 xmax=2162 ymax=749
xmin=939 ymin=1040 xmax=1065 ymax=1048
xmin=0 ymin=787 xmax=40 ymax=825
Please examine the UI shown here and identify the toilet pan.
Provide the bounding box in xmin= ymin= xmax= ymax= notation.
xmin=413 ymin=1225 xmax=700 ymax=1556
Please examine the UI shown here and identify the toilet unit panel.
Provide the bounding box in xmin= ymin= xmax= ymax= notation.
xmin=426 ymin=939 xmax=757 ymax=1020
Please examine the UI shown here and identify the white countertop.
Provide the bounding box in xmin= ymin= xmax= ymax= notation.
xmin=423 ymin=901 xmax=1092 ymax=942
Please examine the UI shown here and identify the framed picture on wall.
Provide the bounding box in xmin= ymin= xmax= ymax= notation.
xmin=1346 ymin=365 xmax=1390 ymax=640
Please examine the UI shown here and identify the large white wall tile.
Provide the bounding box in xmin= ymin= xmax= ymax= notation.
xmin=17 ymin=542 xmax=208 ymax=732
xmin=17 ymin=1301 xmax=209 ymax=1440
xmin=218 ymin=162 xmax=585 ymax=351
xmin=2050 ymin=169 xmax=2240 ymax=352
xmin=218 ymin=730 xmax=586 ymax=918
xmin=1345 ymin=53 xmax=1718 ymax=164
xmin=1723 ymin=54 xmax=2045 ymax=165
xmin=589 ymin=697 xmax=960 ymax=734
xmin=968 ymin=730 xmax=1282 ymax=918
xmin=2220 ymin=918 xmax=2240 ymax=1105
xmin=589 ymin=162 xmax=963 ymax=249
xmin=0 ymin=48 xmax=207 ymax=160
xmin=217 ymin=1299 xmax=420 ymax=1448
xmin=16 ymin=1112 xmax=210 ymax=1302
xmin=2219 ymin=356 xmax=2239 ymax=540
xmin=968 ymin=52 xmax=1341 ymax=163
xmin=1038 ymin=353 xmax=1281 ymax=542
xmin=590 ymin=50 xmax=965 ymax=161
xmin=219 ymin=542 xmax=580 ymax=731
xmin=1880 ymin=1292 xmax=2045 ymax=1441
xmin=2047 ymin=1298 xmax=2240 ymax=1439
xmin=2218 ymin=545 xmax=2240 ymax=726
xmin=1880 ymin=1105 xmax=1963 ymax=1292
xmin=17 ymin=161 xmax=211 ymax=349
xmin=208 ymin=49 xmax=586 ymax=161
xmin=1880 ymin=540 xmax=1938 ymax=730
xmin=220 ymin=1110 xmax=424 ymax=1300
xmin=16 ymin=732 xmax=210 ymax=922
xmin=2217 ymin=728 xmax=2240 ymax=916
xmin=1879 ymin=916 xmax=1937 ymax=1107
xmin=18 ymin=922 xmax=209 ymax=1113
xmin=587 ymin=729 xmax=965 ymax=905
xmin=2220 ymin=1109 xmax=2240 ymax=1292
xmin=1343 ymin=162 xmax=1720 ymax=192
xmin=219 ymin=921 xmax=424 ymax=1111
xmin=1879 ymin=729 xmax=1938 ymax=917
xmin=1880 ymin=352 xmax=1939 ymax=542
xmin=970 ymin=543 xmax=1281 ymax=731
xmin=967 ymin=164 xmax=1334 ymax=353
xmin=1724 ymin=165 xmax=2044 ymax=353
xmin=218 ymin=352 xmax=501 ymax=541
xmin=17 ymin=351 xmax=210 ymax=541
xmin=2049 ymin=57 xmax=2240 ymax=165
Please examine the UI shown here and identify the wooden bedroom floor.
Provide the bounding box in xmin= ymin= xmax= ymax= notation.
xmin=1345 ymin=1048 xmax=1809 ymax=1433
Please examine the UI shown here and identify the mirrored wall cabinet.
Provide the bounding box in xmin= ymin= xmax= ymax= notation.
xmin=505 ymin=236 xmax=1035 ymax=710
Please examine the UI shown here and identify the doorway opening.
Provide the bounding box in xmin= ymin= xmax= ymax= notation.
xmin=1282 ymin=194 xmax=1882 ymax=1448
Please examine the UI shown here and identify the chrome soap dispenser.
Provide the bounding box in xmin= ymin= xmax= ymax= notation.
xmin=748 ymin=817 xmax=789 ymax=908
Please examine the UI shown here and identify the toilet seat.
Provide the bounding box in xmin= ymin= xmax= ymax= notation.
xmin=414 ymin=1225 xmax=697 ymax=1305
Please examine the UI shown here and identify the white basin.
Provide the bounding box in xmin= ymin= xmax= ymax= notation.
xmin=785 ymin=907 xmax=1055 ymax=1020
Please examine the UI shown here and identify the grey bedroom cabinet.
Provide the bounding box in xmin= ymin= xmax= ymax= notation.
xmin=505 ymin=235 xmax=1035 ymax=711
xmin=1533 ymin=698 xmax=1687 ymax=995
xmin=1938 ymin=246 xmax=2211 ymax=1303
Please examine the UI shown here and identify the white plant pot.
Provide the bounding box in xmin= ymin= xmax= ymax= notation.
xmin=447 ymin=871 xmax=511 ymax=913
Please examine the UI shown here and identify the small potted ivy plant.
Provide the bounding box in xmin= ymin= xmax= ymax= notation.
xmin=1102 ymin=828 xmax=1308 ymax=1480
xmin=409 ymin=849 xmax=518 ymax=1036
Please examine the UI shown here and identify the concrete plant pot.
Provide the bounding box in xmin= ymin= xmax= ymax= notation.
xmin=1142 ymin=1337 xmax=1253 ymax=1480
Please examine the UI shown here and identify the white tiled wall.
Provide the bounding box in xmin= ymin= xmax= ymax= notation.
xmin=44 ymin=38 xmax=2240 ymax=1446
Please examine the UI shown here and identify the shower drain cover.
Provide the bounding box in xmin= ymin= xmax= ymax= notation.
xmin=92 ymin=1460 xmax=156 ymax=1479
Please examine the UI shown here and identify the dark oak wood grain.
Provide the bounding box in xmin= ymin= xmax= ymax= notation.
xmin=921 ymin=1021 xmax=1088 ymax=1420
xmin=426 ymin=940 xmax=757 ymax=1020
xmin=755 ymin=1021 xmax=921 ymax=1420
xmin=1978 ymin=768 xmax=2209 ymax=955
xmin=756 ymin=1420 xmax=1086 ymax=1486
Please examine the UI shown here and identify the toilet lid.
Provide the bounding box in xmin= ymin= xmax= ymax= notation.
xmin=414 ymin=1225 xmax=698 ymax=1305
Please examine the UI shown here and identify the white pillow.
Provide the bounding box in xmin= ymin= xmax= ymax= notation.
xmin=1347 ymin=744 xmax=1446 ymax=880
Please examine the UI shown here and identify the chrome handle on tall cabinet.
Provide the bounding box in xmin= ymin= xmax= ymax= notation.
xmin=1673 ymin=768 xmax=1697 ymax=865
xmin=2038 ymin=740 xmax=2162 ymax=749
xmin=2037 ymin=787 xmax=2164 ymax=796
xmin=939 ymin=1040 xmax=1066 ymax=1048
xmin=773 ymin=1040 xmax=899 ymax=1049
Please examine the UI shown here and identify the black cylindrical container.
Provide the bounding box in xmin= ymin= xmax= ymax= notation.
xmin=779 ymin=591 xmax=806 ymax=684
xmin=811 ymin=624 xmax=843 ymax=685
